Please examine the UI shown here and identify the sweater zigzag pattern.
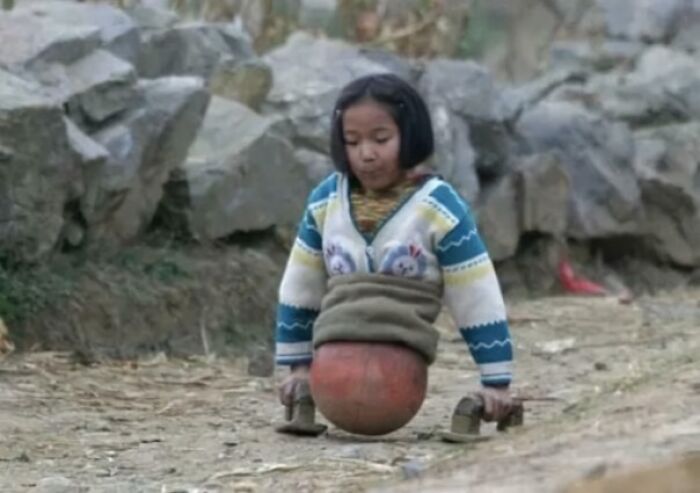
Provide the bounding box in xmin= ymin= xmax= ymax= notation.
xmin=276 ymin=173 xmax=513 ymax=386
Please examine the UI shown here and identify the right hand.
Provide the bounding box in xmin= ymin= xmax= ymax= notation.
xmin=476 ymin=386 xmax=514 ymax=423
xmin=278 ymin=364 xmax=310 ymax=407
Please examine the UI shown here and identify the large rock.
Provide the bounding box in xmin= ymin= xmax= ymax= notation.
xmin=516 ymin=101 xmax=642 ymax=239
xmin=548 ymin=41 xmax=598 ymax=73
xmin=548 ymin=40 xmax=644 ymax=73
xmin=176 ymin=97 xmax=311 ymax=240
xmin=0 ymin=7 xmax=139 ymax=124
xmin=427 ymin=108 xmax=479 ymax=202
xmin=476 ymin=153 xmax=571 ymax=262
xmin=628 ymin=46 xmax=700 ymax=119
xmin=597 ymin=0 xmax=689 ymax=42
xmin=68 ymin=49 xmax=137 ymax=123
xmin=41 ymin=49 xmax=137 ymax=125
xmin=209 ymin=58 xmax=272 ymax=110
xmin=0 ymin=69 xmax=77 ymax=262
xmin=476 ymin=174 xmax=520 ymax=262
xmin=294 ymin=147 xmax=334 ymax=185
xmin=673 ymin=22 xmax=700 ymax=54
xmin=516 ymin=152 xmax=570 ymax=236
xmin=419 ymin=59 xmax=509 ymax=193
xmin=0 ymin=10 xmax=100 ymax=69
xmin=64 ymin=117 xmax=108 ymax=199
xmin=125 ymin=2 xmax=179 ymax=31
xmin=14 ymin=1 xmax=141 ymax=64
xmin=359 ymin=48 xmax=423 ymax=85
xmin=673 ymin=0 xmax=700 ymax=53
xmin=63 ymin=117 xmax=109 ymax=248
xmin=499 ymin=68 xmax=586 ymax=122
xmin=634 ymin=122 xmax=700 ymax=266
xmin=262 ymin=32 xmax=390 ymax=153
xmin=549 ymin=75 xmax=677 ymax=128
xmin=559 ymin=46 xmax=700 ymax=126
xmin=65 ymin=118 xmax=109 ymax=174
xmin=137 ymin=22 xmax=255 ymax=80
xmin=86 ymin=77 xmax=210 ymax=244
xmin=419 ymin=59 xmax=503 ymax=122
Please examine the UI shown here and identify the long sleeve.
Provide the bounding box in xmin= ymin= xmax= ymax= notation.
xmin=275 ymin=178 xmax=333 ymax=365
xmin=435 ymin=194 xmax=513 ymax=387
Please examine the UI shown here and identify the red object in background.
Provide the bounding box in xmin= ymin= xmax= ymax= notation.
xmin=310 ymin=341 xmax=427 ymax=436
xmin=557 ymin=259 xmax=608 ymax=296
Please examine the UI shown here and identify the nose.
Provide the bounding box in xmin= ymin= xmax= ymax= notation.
xmin=358 ymin=141 xmax=376 ymax=161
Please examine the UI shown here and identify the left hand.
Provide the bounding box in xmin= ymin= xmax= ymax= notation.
xmin=477 ymin=386 xmax=513 ymax=422
xmin=278 ymin=364 xmax=310 ymax=407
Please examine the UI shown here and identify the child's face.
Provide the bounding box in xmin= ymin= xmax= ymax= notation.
xmin=342 ymin=99 xmax=403 ymax=191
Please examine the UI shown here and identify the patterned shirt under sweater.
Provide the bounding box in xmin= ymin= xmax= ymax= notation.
xmin=276 ymin=172 xmax=514 ymax=386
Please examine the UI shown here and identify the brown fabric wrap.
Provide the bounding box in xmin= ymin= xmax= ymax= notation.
xmin=312 ymin=273 xmax=444 ymax=364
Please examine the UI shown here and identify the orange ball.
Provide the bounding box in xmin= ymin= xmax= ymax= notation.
xmin=309 ymin=341 xmax=428 ymax=436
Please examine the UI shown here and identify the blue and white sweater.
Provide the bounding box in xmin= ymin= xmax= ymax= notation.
xmin=275 ymin=172 xmax=514 ymax=387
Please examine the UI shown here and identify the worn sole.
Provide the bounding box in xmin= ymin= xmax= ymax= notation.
xmin=274 ymin=422 xmax=328 ymax=437
xmin=439 ymin=431 xmax=491 ymax=444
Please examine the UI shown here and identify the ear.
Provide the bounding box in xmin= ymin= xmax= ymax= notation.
xmin=409 ymin=244 xmax=421 ymax=258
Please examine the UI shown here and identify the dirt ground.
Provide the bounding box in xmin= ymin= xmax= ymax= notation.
xmin=1 ymin=290 xmax=699 ymax=493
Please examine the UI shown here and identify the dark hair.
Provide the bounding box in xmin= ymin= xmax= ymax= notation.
xmin=330 ymin=73 xmax=434 ymax=173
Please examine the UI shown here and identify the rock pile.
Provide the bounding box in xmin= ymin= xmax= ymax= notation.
xmin=1 ymin=0 xmax=700 ymax=271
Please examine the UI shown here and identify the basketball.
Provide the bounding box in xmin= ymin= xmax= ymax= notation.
xmin=309 ymin=341 xmax=428 ymax=435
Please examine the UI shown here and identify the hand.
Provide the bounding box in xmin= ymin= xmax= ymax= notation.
xmin=278 ymin=364 xmax=310 ymax=407
xmin=477 ymin=386 xmax=513 ymax=422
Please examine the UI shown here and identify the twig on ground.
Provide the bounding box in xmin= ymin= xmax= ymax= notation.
xmin=316 ymin=457 xmax=397 ymax=473
xmin=154 ymin=400 xmax=182 ymax=415
xmin=153 ymin=375 xmax=215 ymax=387
xmin=207 ymin=463 xmax=304 ymax=480
xmin=200 ymin=306 xmax=210 ymax=356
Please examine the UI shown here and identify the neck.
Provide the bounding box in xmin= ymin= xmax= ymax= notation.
xmin=352 ymin=172 xmax=412 ymax=195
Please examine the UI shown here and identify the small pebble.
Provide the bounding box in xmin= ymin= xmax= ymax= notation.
xmin=32 ymin=476 xmax=79 ymax=493
xmin=337 ymin=445 xmax=364 ymax=459
xmin=401 ymin=460 xmax=426 ymax=480
xmin=584 ymin=461 xmax=609 ymax=479
xmin=15 ymin=451 xmax=31 ymax=463
xmin=232 ymin=481 xmax=257 ymax=492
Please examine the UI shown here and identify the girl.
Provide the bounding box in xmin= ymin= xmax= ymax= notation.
xmin=275 ymin=73 xmax=514 ymax=424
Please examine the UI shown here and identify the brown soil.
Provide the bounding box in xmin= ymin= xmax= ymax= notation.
xmin=2 ymin=289 xmax=699 ymax=492
xmin=9 ymin=238 xmax=287 ymax=363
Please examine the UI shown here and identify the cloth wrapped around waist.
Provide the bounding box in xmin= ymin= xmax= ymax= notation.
xmin=312 ymin=273 xmax=444 ymax=364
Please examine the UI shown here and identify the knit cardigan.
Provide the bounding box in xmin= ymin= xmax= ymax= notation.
xmin=275 ymin=172 xmax=514 ymax=386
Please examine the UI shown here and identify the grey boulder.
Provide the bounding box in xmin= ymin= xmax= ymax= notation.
xmin=14 ymin=0 xmax=141 ymax=64
xmin=0 ymin=69 xmax=78 ymax=262
xmin=635 ymin=122 xmax=700 ymax=266
xmin=174 ymin=97 xmax=311 ymax=240
xmin=516 ymin=100 xmax=642 ymax=239
xmin=86 ymin=77 xmax=210 ymax=244
xmin=262 ymin=32 xmax=390 ymax=153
